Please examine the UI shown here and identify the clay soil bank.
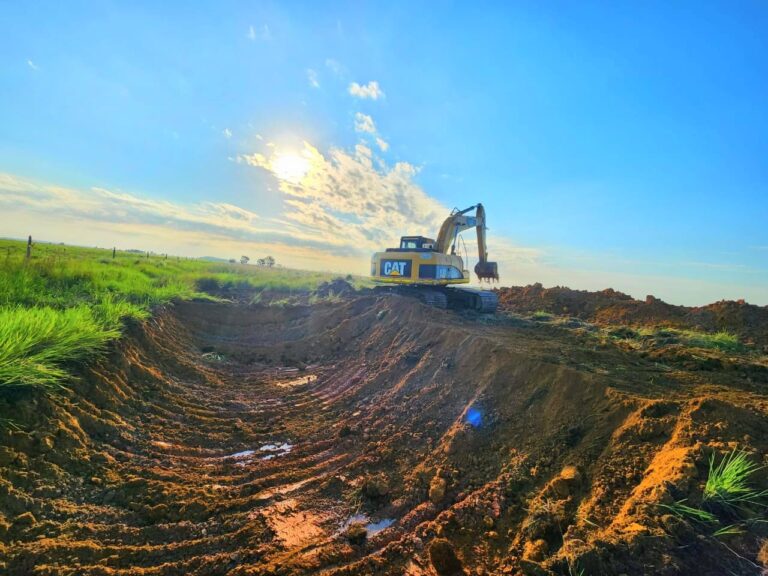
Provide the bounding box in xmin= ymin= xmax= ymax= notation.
xmin=1 ymin=295 xmax=767 ymax=575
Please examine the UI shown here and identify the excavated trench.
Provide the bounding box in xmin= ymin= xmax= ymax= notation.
xmin=1 ymin=295 xmax=767 ymax=575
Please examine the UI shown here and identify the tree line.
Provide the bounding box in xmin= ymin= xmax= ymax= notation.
xmin=235 ymin=255 xmax=275 ymax=267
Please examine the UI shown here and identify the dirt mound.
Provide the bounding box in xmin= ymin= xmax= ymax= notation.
xmin=497 ymin=283 xmax=768 ymax=346
xmin=1 ymin=295 xmax=767 ymax=575
xmin=315 ymin=278 xmax=355 ymax=298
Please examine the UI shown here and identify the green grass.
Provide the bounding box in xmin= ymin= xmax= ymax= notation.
xmin=605 ymin=324 xmax=743 ymax=353
xmin=712 ymin=524 xmax=744 ymax=537
xmin=682 ymin=330 xmax=742 ymax=352
xmin=658 ymin=449 xmax=766 ymax=542
xmin=0 ymin=238 xmax=361 ymax=390
xmin=659 ymin=499 xmax=719 ymax=524
xmin=531 ymin=310 xmax=553 ymax=321
xmin=0 ymin=305 xmax=120 ymax=389
xmin=704 ymin=449 xmax=767 ymax=508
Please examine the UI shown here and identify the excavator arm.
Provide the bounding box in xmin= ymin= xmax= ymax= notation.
xmin=435 ymin=204 xmax=499 ymax=281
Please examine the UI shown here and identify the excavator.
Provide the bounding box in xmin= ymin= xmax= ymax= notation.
xmin=370 ymin=203 xmax=499 ymax=313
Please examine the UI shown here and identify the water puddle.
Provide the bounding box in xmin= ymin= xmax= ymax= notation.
xmin=340 ymin=513 xmax=395 ymax=537
xmin=258 ymin=442 xmax=293 ymax=460
xmin=226 ymin=449 xmax=255 ymax=460
xmin=223 ymin=442 xmax=293 ymax=465
xmin=366 ymin=517 xmax=395 ymax=534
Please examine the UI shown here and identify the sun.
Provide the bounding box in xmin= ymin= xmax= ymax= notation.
xmin=271 ymin=152 xmax=310 ymax=184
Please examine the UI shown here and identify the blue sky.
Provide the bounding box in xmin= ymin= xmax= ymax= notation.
xmin=1 ymin=1 xmax=767 ymax=305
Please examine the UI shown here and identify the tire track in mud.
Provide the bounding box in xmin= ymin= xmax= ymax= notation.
xmin=1 ymin=297 xmax=767 ymax=575
xmin=2 ymin=298 xmax=417 ymax=576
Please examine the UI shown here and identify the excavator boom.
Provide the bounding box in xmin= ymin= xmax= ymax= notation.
xmin=435 ymin=204 xmax=499 ymax=281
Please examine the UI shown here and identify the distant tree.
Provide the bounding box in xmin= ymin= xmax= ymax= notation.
xmin=228 ymin=258 xmax=236 ymax=264
xmin=256 ymin=258 xmax=265 ymax=267
xmin=240 ymin=255 xmax=250 ymax=265
xmin=264 ymin=255 xmax=275 ymax=268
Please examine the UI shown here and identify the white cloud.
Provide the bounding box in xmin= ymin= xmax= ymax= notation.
xmin=354 ymin=112 xmax=376 ymax=134
xmin=27 ymin=59 xmax=38 ymax=71
xmin=238 ymin=141 xmax=445 ymax=253
xmin=0 ymin=137 xmax=452 ymax=268
xmin=306 ymin=69 xmax=320 ymax=88
xmin=353 ymin=113 xmax=388 ymax=153
xmin=247 ymin=24 xmax=270 ymax=41
xmin=223 ymin=128 xmax=232 ymax=139
xmin=349 ymin=81 xmax=385 ymax=100
xmin=325 ymin=58 xmax=344 ymax=76
xmin=0 ymin=173 xmax=315 ymax=248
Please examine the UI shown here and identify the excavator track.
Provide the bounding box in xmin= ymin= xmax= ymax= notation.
xmin=472 ymin=289 xmax=499 ymax=313
xmin=445 ymin=286 xmax=498 ymax=313
xmin=374 ymin=286 xmax=496 ymax=313
xmin=373 ymin=286 xmax=448 ymax=308
xmin=420 ymin=289 xmax=449 ymax=308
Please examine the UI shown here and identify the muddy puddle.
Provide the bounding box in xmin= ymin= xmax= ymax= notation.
xmin=223 ymin=442 xmax=293 ymax=465
xmin=340 ymin=513 xmax=396 ymax=536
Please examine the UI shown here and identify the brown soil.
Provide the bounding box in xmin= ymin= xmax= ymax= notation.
xmin=496 ymin=283 xmax=768 ymax=347
xmin=1 ymin=295 xmax=767 ymax=575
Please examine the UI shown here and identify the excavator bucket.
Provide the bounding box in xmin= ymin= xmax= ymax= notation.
xmin=474 ymin=261 xmax=499 ymax=281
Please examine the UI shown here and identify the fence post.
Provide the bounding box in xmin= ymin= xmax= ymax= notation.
xmin=146 ymin=250 xmax=149 ymax=259
xmin=26 ymin=235 xmax=32 ymax=260
xmin=113 ymin=247 xmax=116 ymax=259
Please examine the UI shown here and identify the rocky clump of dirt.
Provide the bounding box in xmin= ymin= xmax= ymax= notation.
xmin=315 ymin=278 xmax=355 ymax=298
xmin=496 ymin=283 xmax=768 ymax=346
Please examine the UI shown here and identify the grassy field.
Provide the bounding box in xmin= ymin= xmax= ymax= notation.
xmin=0 ymin=238 xmax=356 ymax=390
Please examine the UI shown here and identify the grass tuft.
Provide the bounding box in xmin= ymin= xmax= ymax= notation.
xmin=659 ymin=499 xmax=718 ymax=524
xmin=0 ymin=305 xmax=120 ymax=389
xmin=682 ymin=330 xmax=742 ymax=352
xmin=712 ymin=524 xmax=744 ymax=537
xmin=704 ymin=449 xmax=767 ymax=508
xmin=531 ymin=310 xmax=553 ymax=321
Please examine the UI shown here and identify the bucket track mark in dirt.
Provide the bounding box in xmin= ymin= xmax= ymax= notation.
xmin=1 ymin=297 xmax=767 ymax=575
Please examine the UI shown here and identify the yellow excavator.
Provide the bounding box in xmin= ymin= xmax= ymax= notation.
xmin=370 ymin=203 xmax=499 ymax=312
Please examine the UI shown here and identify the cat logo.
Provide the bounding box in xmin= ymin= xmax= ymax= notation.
xmin=381 ymin=260 xmax=411 ymax=277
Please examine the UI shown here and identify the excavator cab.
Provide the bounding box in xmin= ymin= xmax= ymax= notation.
xmin=390 ymin=237 xmax=435 ymax=251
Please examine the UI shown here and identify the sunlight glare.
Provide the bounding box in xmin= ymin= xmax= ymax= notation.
xmin=271 ymin=152 xmax=310 ymax=184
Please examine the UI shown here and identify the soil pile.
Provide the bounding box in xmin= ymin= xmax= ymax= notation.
xmin=315 ymin=279 xmax=355 ymax=298
xmin=496 ymin=283 xmax=768 ymax=346
xmin=1 ymin=295 xmax=767 ymax=575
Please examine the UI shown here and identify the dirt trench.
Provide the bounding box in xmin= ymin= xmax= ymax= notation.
xmin=1 ymin=295 xmax=767 ymax=575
